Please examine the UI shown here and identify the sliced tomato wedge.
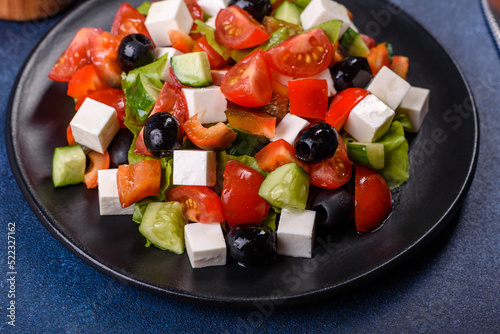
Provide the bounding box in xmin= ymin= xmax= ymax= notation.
xmin=366 ymin=43 xmax=391 ymax=75
xmin=309 ymin=136 xmax=352 ymax=189
xmin=184 ymin=0 xmax=204 ymax=40
xmin=67 ymin=64 xmax=110 ymax=101
xmin=221 ymin=49 xmax=273 ymax=107
xmin=193 ymin=35 xmax=230 ymax=69
xmin=169 ymin=30 xmax=195 ymax=53
xmin=75 ymin=88 xmax=127 ymax=128
xmin=225 ymin=109 xmax=276 ymax=139
xmin=48 ymin=27 xmax=103 ymax=82
xmin=255 ymin=139 xmax=309 ymax=173
xmin=325 ymin=88 xmax=370 ymax=132
xmin=215 ymin=5 xmax=270 ymax=49
xmin=211 ymin=67 xmax=231 ymax=86
xmin=151 ymin=81 xmax=189 ymax=124
xmin=89 ymin=32 xmax=123 ymax=88
xmin=266 ymin=28 xmax=334 ymax=78
xmin=84 ymin=150 xmax=110 ymax=189
xmin=117 ymin=160 xmax=162 ymax=208
xmin=288 ymin=78 xmax=329 ymax=120
xmin=182 ymin=114 xmax=237 ymax=150
xmin=167 ymin=186 xmax=225 ymax=224
xmin=354 ymin=165 xmax=392 ymax=233
xmin=111 ymin=3 xmax=152 ymax=41
xmin=360 ymin=34 xmax=376 ymax=49
xmin=390 ymin=55 xmax=409 ymax=80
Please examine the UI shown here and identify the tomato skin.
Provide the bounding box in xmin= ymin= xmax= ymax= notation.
xmin=360 ymin=34 xmax=376 ymax=49
xmin=255 ymin=139 xmax=309 ymax=173
xmin=193 ymin=35 xmax=229 ymax=69
xmin=89 ymin=32 xmax=123 ymax=88
xmin=168 ymin=30 xmax=195 ymax=53
xmin=182 ymin=114 xmax=237 ymax=150
xmin=66 ymin=125 xmax=76 ymax=146
xmin=151 ymin=82 xmax=189 ymax=125
xmin=215 ymin=5 xmax=270 ymax=49
xmin=288 ymin=79 xmax=329 ymax=120
xmin=354 ymin=165 xmax=392 ymax=232
xmin=309 ymin=136 xmax=352 ymax=189
xmin=111 ymin=3 xmax=152 ymax=41
xmin=221 ymin=160 xmax=270 ymax=227
xmin=266 ymin=28 xmax=334 ymax=78
xmin=221 ymin=49 xmax=273 ymax=107
xmin=167 ymin=186 xmax=225 ymax=224
xmin=75 ymin=88 xmax=127 ymax=128
xmin=225 ymin=109 xmax=276 ymax=139
xmin=117 ymin=160 xmax=162 ymax=208
xmin=366 ymin=43 xmax=391 ymax=75
xmin=84 ymin=150 xmax=110 ymax=189
xmin=390 ymin=55 xmax=409 ymax=80
xmin=67 ymin=64 xmax=110 ymax=101
xmin=257 ymin=80 xmax=289 ymax=120
xmin=325 ymin=88 xmax=370 ymax=132
xmin=48 ymin=27 xmax=103 ymax=82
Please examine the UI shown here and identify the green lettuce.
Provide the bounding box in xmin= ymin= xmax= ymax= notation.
xmin=377 ymin=121 xmax=409 ymax=189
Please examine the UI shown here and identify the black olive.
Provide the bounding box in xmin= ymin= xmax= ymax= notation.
xmin=294 ymin=123 xmax=339 ymax=164
xmin=118 ymin=33 xmax=155 ymax=72
xmin=228 ymin=0 xmax=272 ymax=22
xmin=108 ymin=127 xmax=134 ymax=167
xmin=330 ymin=56 xmax=372 ymax=92
xmin=311 ymin=188 xmax=354 ymax=234
xmin=143 ymin=113 xmax=181 ymax=158
xmin=226 ymin=223 xmax=276 ymax=265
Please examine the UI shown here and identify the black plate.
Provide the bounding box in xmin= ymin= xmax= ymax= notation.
xmin=6 ymin=0 xmax=478 ymax=307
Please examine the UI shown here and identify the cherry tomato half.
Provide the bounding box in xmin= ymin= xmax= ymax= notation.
xmin=255 ymin=139 xmax=309 ymax=173
xmin=193 ymin=35 xmax=230 ymax=69
xmin=151 ymin=81 xmax=189 ymax=125
xmin=167 ymin=186 xmax=225 ymax=224
xmin=111 ymin=3 xmax=152 ymax=42
xmin=67 ymin=64 xmax=110 ymax=101
xmin=89 ymin=32 xmax=123 ymax=88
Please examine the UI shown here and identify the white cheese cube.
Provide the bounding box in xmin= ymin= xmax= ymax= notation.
xmin=70 ymin=98 xmax=119 ymax=154
xmin=366 ymin=66 xmax=411 ymax=110
xmin=145 ymin=0 xmax=193 ymax=47
xmin=185 ymin=223 xmax=227 ymax=268
xmin=173 ymin=150 xmax=217 ymax=186
xmin=297 ymin=69 xmax=337 ymax=97
xmin=271 ymin=113 xmax=310 ymax=145
xmin=344 ymin=94 xmax=395 ymax=142
xmin=155 ymin=47 xmax=184 ymax=82
xmin=197 ymin=0 xmax=229 ymax=17
xmin=272 ymin=70 xmax=294 ymax=87
xmin=205 ymin=16 xmax=217 ymax=30
xmin=182 ymin=86 xmax=228 ymax=124
xmin=277 ymin=208 xmax=316 ymax=258
xmin=396 ymin=87 xmax=430 ymax=133
xmin=300 ymin=0 xmax=357 ymax=36
xmin=97 ymin=169 xmax=134 ymax=216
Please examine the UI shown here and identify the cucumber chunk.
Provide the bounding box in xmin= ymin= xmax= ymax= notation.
xmin=258 ymin=162 xmax=310 ymax=210
xmin=52 ymin=145 xmax=86 ymax=188
xmin=346 ymin=142 xmax=385 ymax=170
xmin=170 ymin=52 xmax=213 ymax=87
xmin=274 ymin=1 xmax=303 ymax=26
xmin=139 ymin=202 xmax=187 ymax=254
xmin=340 ymin=28 xmax=370 ymax=57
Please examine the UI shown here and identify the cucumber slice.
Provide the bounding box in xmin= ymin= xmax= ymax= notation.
xmin=258 ymin=162 xmax=310 ymax=210
xmin=340 ymin=28 xmax=370 ymax=57
xmin=274 ymin=1 xmax=303 ymax=26
xmin=52 ymin=145 xmax=86 ymax=188
xmin=346 ymin=142 xmax=385 ymax=170
xmin=171 ymin=52 xmax=213 ymax=87
xmin=139 ymin=202 xmax=187 ymax=254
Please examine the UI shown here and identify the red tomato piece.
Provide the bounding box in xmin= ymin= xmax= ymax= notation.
xmin=366 ymin=43 xmax=391 ymax=75
xmin=151 ymin=82 xmax=189 ymax=124
xmin=309 ymin=137 xmax=352 ymax=189
xmin=89 ymin=32 xmax=123 ymax=88
xmin=168 ymin=30 xmax=195 ymax=53
xmin=66 ymin=125 xmax=76 ymax=146
xmin=167 ymin=186 xmax=225 ymax=224
xmin=48 ymin=27 xmax=103 ymax=82
xmin=221 ymin=160 xmax=270 ymax=227
xmin=111 ymin=3 xmax=152 ymax=41
xmin=193 ymin=35 xmax=229 ymax=69
xmin=133 ymin=128 xmax=154 ymax=157
xmin=84 ymin=150 xmax=110 ymax=189
xmin=75 ymin=88 xmax=127 ymax=128
xmin=221 ymin=49 xmax=273 ymax=107
xmin=225 ymin=109 xmax=276 ymax=139
xmin=215 ymin=5 xmax=270 ymax=49
xmin=391 ymin=55 xmax=409 ymax=80
xmin=266 ymin=28 xmax=334 ymax=78
xmin=211 ymin=67 xmax=231 ymax=86
xmin=360 ymin=34 xmax=376 ymax=49
xmin=288 ymin=78 xmax=329 ymax=120
xmin=67 ymin=64 xmax=110 ymax=101
xmin=117 ymin=160 xmax=162 ymax=208
xmin=182 ymin=114 xmax=237 ymax=150
xmin=255 ymin=139 xmax=309 ymax=173
xmin=184 ymin=0 xmax=204 ymax=40
xmin=354 ymin=165 xmax=392 ymax=232
xmin=325 ymin=88 xmax=370 ymax=132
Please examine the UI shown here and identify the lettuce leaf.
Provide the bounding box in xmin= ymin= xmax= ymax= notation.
xmin=377 ymin=121 xmax=409 ymax=189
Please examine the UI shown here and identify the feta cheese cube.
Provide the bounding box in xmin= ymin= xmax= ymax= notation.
xmin=182 ymin=86 xmax=228 ymax=124
xmin=173 ymin=150 xmax=217 ymax=186
xmin=155 ymin=47 xmax=184 ymax=82
xmin=98 ymin=169 xmax=134 ymax=216
xmin=277 ymin=208 xmax=316 ymax=258
xmin=197 ymin=0 xmax=229 ymax=17
xmin=70 ymin=98 xmax=119 ymax=154
xmin=366 ymin=66 xmax=411 ymax=110
xmin=344 ymin=94 xmax=395 ymax=142
xmin=396 ymin=87 xmax=430 ymax=133
xmin=185 ymin=223 xmax=227 ymax=268
xmin=271 ymin=113 xmax=310 ymax=145
xmin=272 ymin=70 xmax=294 ymax=87
xmin=300 ymin=0 xmax=357 ymax=36
xmin=145 ymin=0 xmax=193 ymax=47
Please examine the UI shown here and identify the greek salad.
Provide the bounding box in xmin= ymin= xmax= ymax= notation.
xmin=49 ymin=0 xmax=430 ymax=268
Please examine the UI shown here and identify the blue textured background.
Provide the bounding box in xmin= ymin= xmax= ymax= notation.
xmin=1 ymin=0 xmax=498 ymax=332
